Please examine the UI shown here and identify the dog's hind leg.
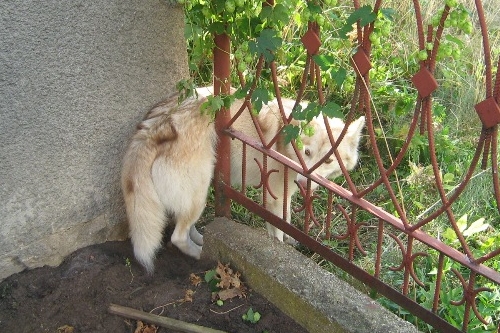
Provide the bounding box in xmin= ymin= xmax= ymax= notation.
xmin=170 ymin=195 xmax=206 ymax=259
xmin=171 ymin=218 xmax=202 ymax=259
xmin=152 ymin=157 xmax=209 ymax=259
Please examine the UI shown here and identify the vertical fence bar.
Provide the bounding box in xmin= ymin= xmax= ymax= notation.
xmin=214 ymin=32 xmax=231 ymax=217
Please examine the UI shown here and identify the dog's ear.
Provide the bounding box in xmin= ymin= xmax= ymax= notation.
xmin=346 ymin=116 xmax=365 ymax=146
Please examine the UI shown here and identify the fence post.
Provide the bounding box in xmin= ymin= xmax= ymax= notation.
xmin=213 ymin=32 xmax=231 ymax=217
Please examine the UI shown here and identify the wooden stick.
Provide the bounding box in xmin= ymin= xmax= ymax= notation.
xmin=108 ymin=303 xmax=228 ymax=333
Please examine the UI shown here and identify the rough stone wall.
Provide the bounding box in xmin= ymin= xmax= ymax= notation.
xmin=0 ymin=0 xmax=188 ymax=280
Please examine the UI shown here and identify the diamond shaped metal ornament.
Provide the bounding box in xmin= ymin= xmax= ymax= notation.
xmin=411 ymin=68 xmax=438 ymax=98
xmin=301 ymin=28 xmax=321 ymax=55
xmin=475 ymin=97 xmax=500 ymax=128
xmin=351 ymin=48 xmax=372 ymax=77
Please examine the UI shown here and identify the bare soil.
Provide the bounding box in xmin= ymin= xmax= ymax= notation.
xmin=0 ymin=236 xmax=307 ymax=333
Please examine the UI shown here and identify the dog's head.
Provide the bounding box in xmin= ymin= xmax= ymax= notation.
xmin=296 ymin=115 xmax=365 ymax=188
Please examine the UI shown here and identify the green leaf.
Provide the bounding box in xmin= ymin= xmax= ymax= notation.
xmin=234 ymin=85 xmax=250 ymax=99
xmin=356 ymin=5 xmax=377 ymax=26
xmin=292 ymin=102 xmax=319 ymax=122
xmin=463 ymin=218 xmax=489 ymax=237
xmin=381 ymin=8 xmax=396 ymax=21
xmin=222 ymin=94 xmax=235 ymax=109
xmin=176 ymin=79 xmax=197 ymax=104
xmin=338 ymin=25 xmax=353 ymax=40
xmin=184 ymin=24 xmax=195 ymax=40
xmin=201 ymin=95 xmax=225 ymax=117
xmin=205 ymin=269 xmax=217 ymax=283
xmin=445 ymin=34 xmax=465 ymax=48
xmin=282 ymin=124 xmax=300 ymax=145
xmin=247 ymin=307 xmax=254 ymax=317
xmin=242 ymin=307 xmax=261 ymax=324
xmin=313 ymin=54 xmax=335 ymax=71
xmin=443 ymin=172 xmax=454 ymax=183
xmin=260 ymin=5 xmax=273 ymax=20
xmin=331 ymin=67 xmax=347 ymax=88
xmin=322 ymin=102 xmax=343 ymax=119
xmin=443 ymin=227 xmax=458 ymax=243
xmin=339 ymin=5 xmax=376 ymax=39
xmin=249 ymin=29 xmax=283 ymax=62
xmin=345 ymin=5 xmax=375 ymax=26
xmin=208 ymin=278 xmax=220 ymax=292
xmin=213 ymin=0 xmax=227 ymax=13
xmin=261 ymin=4 xmax=289 ymax=23
xmin=456 ymin=214 xmax=468 ymax=233
xmin=307 ymin=3 xmax=322 ymax=15
xmin=273 ymin=4 xmax=289 ymax=23
xmin=209 ymin=22 xmax=226 ymax=34
xmin=251 ymin=87 xmax=271 ymax=113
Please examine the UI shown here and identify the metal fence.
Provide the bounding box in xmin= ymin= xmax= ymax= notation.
xmin=210 ymin=1 xmax=500 ymax=332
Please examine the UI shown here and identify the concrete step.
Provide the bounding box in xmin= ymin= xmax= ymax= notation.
xmin=202 ymin=217 xmax=420 ymax=333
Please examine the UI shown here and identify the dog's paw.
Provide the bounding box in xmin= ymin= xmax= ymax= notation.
xmin=171 ymin=237 xmax=203 ymax=259
xmin=266 ymin=223 xmax=285 ymax=242
xmin=284 ymin=234 xmax=298 ymax=246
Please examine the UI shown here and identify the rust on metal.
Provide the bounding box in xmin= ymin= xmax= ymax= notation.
xmin=411 ymin=67 xmax=439 ymax=98
xmin=213 ymin=32 xmax=231 ymax=218
xmin=301 ymin=27 xmax=321 ymax=55
xmin=475 ymin=97 xmax=500 ymax=128
xmin=351 ymin=48 xmax=371 ymax=77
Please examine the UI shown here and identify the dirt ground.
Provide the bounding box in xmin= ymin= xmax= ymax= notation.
xmin=0 ymin=235 xmax=307 ymax=333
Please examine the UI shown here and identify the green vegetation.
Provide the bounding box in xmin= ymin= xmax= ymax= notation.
xmin=242 ymin=307 xmax=262 ymax=324
xmin=180 ymin=0 xmax=500 ymax=331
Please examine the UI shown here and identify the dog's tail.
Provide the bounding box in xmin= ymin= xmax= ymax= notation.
xmin=121 ymin=135 xmax=166 ymax=275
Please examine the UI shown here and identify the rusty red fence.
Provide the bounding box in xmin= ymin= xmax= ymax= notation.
xmin=211 ymin=1 xmax=500 ymax=332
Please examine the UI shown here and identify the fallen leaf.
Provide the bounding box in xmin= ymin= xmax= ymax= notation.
xmin=190 ymin=273 xmax=202 ymax=286
xmin=134 ymin=321 xmax=144 ymax=333
xmin=211 ymin=262 xmax=248 ymax=301
xmin=142 ymin=325 xmax=158 ymax=333
xmin=231 ymin=271 xmax=242 ymax=288
xmin=216 ymin=262 xmax=233 ymax=289
xmin=57 ymin=325 xmax=74 ymax=333
xmin=217 ymin=287 xmax=245 ymax=301
xmin=134 ymin=321 xmax=158 ymax=333
xmin=184 ymin=289 xmax=195 ymax=302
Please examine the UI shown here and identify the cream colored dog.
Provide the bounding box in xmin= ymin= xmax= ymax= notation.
xmin=121 ymin=86 xmax=365 ymax=273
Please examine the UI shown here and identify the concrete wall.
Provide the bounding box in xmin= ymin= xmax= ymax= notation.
xmin=0 ymin=0 xmax=188 ymax=280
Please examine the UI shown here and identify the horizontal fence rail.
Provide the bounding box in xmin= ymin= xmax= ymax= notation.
xmin=209 ymin=0 xmax=500 ymax=332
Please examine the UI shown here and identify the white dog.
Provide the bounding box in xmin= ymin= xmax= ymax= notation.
xmin=121 ymin=86 xmax=365 ymax=273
